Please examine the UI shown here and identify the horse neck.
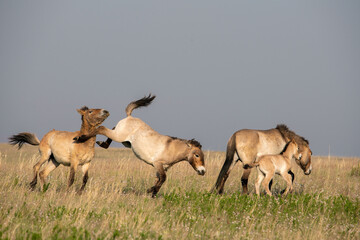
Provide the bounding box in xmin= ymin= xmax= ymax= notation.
xmin=282 ymin=145 xmax=296 ymax=162
xmin=79 ymin=119 xmax=97 ymax=145
xmin=172 ymin=141 xmax=190 ymax=162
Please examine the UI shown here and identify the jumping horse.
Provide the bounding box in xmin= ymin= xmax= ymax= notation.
xmin=9 ymin=107 xmax=109 ymax=192
xmin=212 ymin=124 xmax=312 ymax=194
xmin=74 ymin=94 xmax=205 ymax=197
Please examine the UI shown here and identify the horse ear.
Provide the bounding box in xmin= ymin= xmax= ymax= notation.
xmin=186 ymin=142 xmax=192 ymax=148
xmin=77 ymin=106 xmax=88 ymax=115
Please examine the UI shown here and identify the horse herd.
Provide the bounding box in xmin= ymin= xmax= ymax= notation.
xmin=9 ymin=94 xmax=312 ymax=197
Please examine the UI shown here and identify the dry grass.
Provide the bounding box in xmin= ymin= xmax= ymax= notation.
xmin=0 ymin=143 xmax=359 ymax=239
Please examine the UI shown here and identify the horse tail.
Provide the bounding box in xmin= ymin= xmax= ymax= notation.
xmin=9 ymin=132 xmax=40 ymax=150
xmin=212 ymin=133 xmax=237 ymax=193
xmin=125 ymin=94 xmax=156 ymax=116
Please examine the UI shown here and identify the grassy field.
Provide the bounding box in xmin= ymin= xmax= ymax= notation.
xmin=0 ymin=143 xmax=359 ymax=239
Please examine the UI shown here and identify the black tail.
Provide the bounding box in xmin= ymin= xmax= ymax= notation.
xmin=211 ymin=134 xmax=237 ymax=193
xmin=9 ymin=132 xmax=40 ymax=149
xmin=125 ymin=94 xmax=156 ymax=116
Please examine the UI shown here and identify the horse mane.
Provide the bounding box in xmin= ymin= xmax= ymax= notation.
xmin=276 ymin=124 xmax=309 ymax=147
xmin=167 ymin=136 xmax=202 ymax=149
xmin=279 ymin=140 xmax=292 ymax=154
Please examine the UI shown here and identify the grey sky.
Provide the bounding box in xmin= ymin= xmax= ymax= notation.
xmin=1 ymin=1 xmax=359 ymax=156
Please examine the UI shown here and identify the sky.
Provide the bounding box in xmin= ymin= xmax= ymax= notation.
xmin=0 ymin=1 xmax=359 ymax=157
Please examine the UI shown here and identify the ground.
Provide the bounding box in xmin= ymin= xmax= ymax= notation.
xmin=0 ymin=144 xmax=359 ymax=239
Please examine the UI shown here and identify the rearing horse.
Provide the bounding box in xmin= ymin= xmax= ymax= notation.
xmin=9 ymin=107 xmax=109 ymax=192
xmin=74 ymin=94 xmax=205 ymax=197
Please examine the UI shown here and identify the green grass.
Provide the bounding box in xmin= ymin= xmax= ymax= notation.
xmin=0 ymin=144 xmax=359 ymax=239
xmin=1 ymin=192 xmax=359 ymax=239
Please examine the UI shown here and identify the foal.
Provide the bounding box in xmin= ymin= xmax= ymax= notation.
xmin=249 ymin=139 xmax=302 ymax=196
xmin=9 ymin=107 xmax=109 ymax=192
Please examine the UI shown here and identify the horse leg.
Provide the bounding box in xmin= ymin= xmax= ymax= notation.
xmin=96 ymin=127 xmax=115 ymax=149
xmin=97 ymin=138 xmax=113 ymax=149
xmin=74 ymin=126 xmax=120 ymax=143
xmin=255 ymin=168 xmax=265 ymax=196
xmin=241 ymin=168 xmax=252 ymax=194
xmin=218 ymin=159 xmax=238 ymax=194
xmin=39 ymin=158 xmax=59 ymax=191
xmin=30 ymin=149 xmax=51 ymax=190
xmin=147 ymin=163 xmax=166 ymax=198
xmin=281 ymin=171 xmax=293 ymax=196
xmin=68 ymin=162 xmax=79 ymax=190
xmin=289 ymin=170 xmax=295 ymax=183
xmin=261 ymin=172 xmax=274 ymax=196
xmin=269 ymin=179 xmax=273 ymax=191
xmin=212 ymin=134 xmax=237 ymax=194
xmin=78 ymin=163 xmax=90 ymax=193
xmin=280 ymin=170 xmax=295 ymax=194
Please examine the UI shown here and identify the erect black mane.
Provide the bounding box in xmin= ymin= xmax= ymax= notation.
xmin=167 ymin=136 xmax=202 ymax=149
xmin=276 ymin=124 xmax=309 ymax=147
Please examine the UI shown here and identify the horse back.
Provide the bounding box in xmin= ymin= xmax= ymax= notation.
xmin=234 ymin=128 xmax=287 ymax=164
xmin=114 ymin=116 xmax=154 ymax=142
xmin=40 ymin=130 xmax=95 ymax=165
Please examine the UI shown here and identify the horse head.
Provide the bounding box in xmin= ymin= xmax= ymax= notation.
xmin=296 ymin=144 xmax=312 ymax=175
xmin=77 ymin=106 xmax=110 ymax=128
xmin=186 ymin=139 xmax=206 ymax=176
xmin=287 ymin=139 xmax=302 ymax=160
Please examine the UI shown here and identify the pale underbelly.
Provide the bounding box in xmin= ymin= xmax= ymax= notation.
xmin=131 ymin=147 xmax=154 ymax=166
xmin=52 ymin=153 xmax=93 ymax=166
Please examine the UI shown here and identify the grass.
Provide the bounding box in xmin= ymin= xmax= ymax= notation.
xmin=0 ymin=144 xmax=359 ymax=239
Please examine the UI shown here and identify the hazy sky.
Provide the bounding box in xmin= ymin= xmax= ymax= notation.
xmin=1 ymin=1 xmax=359 ymax=157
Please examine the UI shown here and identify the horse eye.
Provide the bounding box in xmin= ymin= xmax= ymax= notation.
xmin=89 ymin=110 xmax=93 ymax=113
xmin=195 ymin=154 xmax=199 ymax=158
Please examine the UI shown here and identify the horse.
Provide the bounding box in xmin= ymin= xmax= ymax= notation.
xmin=212 ymin=124 xmax=312 ymax=194
xmin=74 ymin=94 xmax=205 ymax=197
xmin=9 ymin=106 xmax=109 ymax=192
xmin=246 ymin=139 xmax=302 ymax=196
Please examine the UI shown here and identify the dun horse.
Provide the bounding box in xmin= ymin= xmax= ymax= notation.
xmin=74 ymin=94 xmax=205 ymax=197
xmin=9 ymin=107 xmax=109 ymax=192
xmin=246 ymin=139 xmax=302 ymax=196
xmin=212 ymin=124 xmax=312 ymax=194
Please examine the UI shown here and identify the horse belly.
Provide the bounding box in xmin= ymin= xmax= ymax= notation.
xmin=129 ymin=132 xmax=165 ymax=166
xmin=52 ymin=152 xmax=71 ymax=166
xmin=272 ymin=157 xmax=288 ymax=174
xmin=131 ymin=147 xmax=154 ymax=166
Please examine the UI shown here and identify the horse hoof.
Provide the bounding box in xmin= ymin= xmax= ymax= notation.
xmin=29 ymin=182 xmax=36 ymax=191
xmin=77 ymin=190 xmax=84 ymax=195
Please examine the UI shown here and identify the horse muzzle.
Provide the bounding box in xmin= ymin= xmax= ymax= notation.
xmin=196 ymin=166 xmax=206 ymax=176
xmin=305 ymin=165 xmax=312 ymax=175
xmin=102 ymin=109 xmax=110 ymax=117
